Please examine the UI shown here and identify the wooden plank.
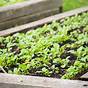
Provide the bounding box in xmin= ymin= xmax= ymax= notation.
xmin=0 ymin=0 xmax=62 ymax=22
xmin=0 ymin=73 xmax=88 ymax=88
xmin=0 ymin=6 xmax=88 ymax=36
xmin=0 ymin=8 xmax=60 ymax=30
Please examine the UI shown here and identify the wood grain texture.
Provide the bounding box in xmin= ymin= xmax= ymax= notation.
xmin=0 ymin=73 xmax=88 ymax=88
xmin=0 ymin=8 xmax=60 ymax=30
xmin=0 ymin=0 xmax=62 ymax=30
xmin=0 ymin=0 xmax=62 ymax=22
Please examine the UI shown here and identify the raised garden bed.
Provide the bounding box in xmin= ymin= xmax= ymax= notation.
xmin=0 ymin=0 xmax=62 ymax=30
xmin=0 ymin=6 xmax=88 ymax=88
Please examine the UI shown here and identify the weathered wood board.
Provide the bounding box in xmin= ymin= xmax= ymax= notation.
xmin=0 ymin=73 xmax=88 ymax=88
xmin=0 ymin=0 xmax=62 ymax=30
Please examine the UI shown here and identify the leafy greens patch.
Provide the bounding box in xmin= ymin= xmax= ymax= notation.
xmin=0 ymin=12 xmax=88 ymax=79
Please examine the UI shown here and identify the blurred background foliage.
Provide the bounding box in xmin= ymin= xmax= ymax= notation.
xmin=63 ymin=0 xmax=88 ymax=11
